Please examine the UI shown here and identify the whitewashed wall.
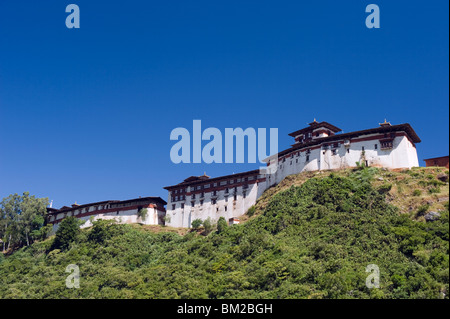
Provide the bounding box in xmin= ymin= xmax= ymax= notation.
xmin=167 ymin=181 xmax=265 ymax=228
xmin=51 ymin=207 xmax=164 ymax=233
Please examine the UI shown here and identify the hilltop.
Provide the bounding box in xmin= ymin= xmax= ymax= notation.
xmin=0 ymin=166 xmax=448 ymax=299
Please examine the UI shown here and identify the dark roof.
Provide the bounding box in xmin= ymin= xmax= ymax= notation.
xmin=424 ymin=155 xmax=449 ymax=161
xmin=164 ymin=169 xmax=261 ymax=190
xmin=111 ymin=196 xmax=167 ymax=206
xmin=288 ymin=121 xmax=342 ymax=137
xmin=183 ymin=174 xmax=210 ymax=183
xmin=269 ymin=123 xmax=421 ymax=160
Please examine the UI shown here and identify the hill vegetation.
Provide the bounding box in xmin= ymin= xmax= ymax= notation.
xmin=0 ymin=167 xmax=448 ymax=299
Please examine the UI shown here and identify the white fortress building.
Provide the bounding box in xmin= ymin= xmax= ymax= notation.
xmin=165 ymin=120 xmax=421 ymax=228
xmin=164 ymin=170 xmax=266 ymax=228
xmin=265 ymin=119 xmax=421 ymax=186
xmin=47 ymin=196 xmax=167 ymax=231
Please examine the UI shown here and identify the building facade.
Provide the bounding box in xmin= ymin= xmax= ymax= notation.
xmin=165 ymin=120 xmax=421 ymax=228
xmin=424 ymin=156 xmax=449 ymax=168
xmin=265 ymin=120 xmax=421 ymax=187
xmin=47 ymin=196 xmax=167 ymax=232
xmin=164 ymin=170 xmax=266 ymax=228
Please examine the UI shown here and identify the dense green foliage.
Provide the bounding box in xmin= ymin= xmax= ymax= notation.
xmin=191 ymin=219 xmax=202 ymax=230
xmin=217 ymin=217 xmax=227 ymax=234
xmin=52 ymin=217 xmax=83 ymax=251
xmin=0 ymin=192 xmax=49 ymax=250
xmin=0 ymin=169 xmax=448 ymax=299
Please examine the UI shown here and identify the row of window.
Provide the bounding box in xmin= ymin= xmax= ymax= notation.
xmin=172 ymin=176 xmax=256 ymax=195
xmin=171 ymin=192 xmax=247 ymax=210
xmin=171 ymin=185 xmax=250 ymax=202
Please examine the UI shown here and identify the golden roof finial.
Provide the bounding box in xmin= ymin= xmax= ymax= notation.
xmin=379 ymin=119 xmax=391 ymax=126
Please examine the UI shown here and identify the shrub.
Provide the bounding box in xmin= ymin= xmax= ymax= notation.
xmin=217 ymin=217 xmax=227 ymax=234
xmin=247 ymin=206 xmax=256 ymax=217
xmin=191 ymin=219 xmax=202 ymax=230
xmin=51 ymin=216 xmax=81 ymax=251
xmin=137 ymin=208 xmax=148 ymax=221
xmin=412 ymin=189 xmax=422 ymax=196
xmin=416 ymin=205 xmax=429 ymax=217
xmin=202 ymin=217 xmax=213 ymax=235
xmin=378 ymin=183 xmax=392 ymax=194
xmin=429 ymin=187 xmax=441 ymax=194
xmin=88 ymin=219 xmax=123 ymax=244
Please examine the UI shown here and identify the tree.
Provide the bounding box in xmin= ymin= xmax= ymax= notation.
xmin=191 ymin=219 xmax=202 ymax=230
xmin=88 ymin=219 xmax=121 ymax=244
xmin=137 ymin=208 xmax=148 ymax=222
xmin=51 ymin=216 xmax=82 ymax=251
xmin=0 ymin=192 xmax=49 ymax=250
xmin=202 ymin=217 xmax=213 ymax=235
xmin=217 ymin=217 xmax=227 ymax=234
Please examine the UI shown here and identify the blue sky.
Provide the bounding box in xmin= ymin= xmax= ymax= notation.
xmin=0 ymin=0 xmax=448 ymax=208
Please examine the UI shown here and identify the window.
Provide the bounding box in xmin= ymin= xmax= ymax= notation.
xmin=347 ymin=149 xmax=350 ymax=154
xmin=362 ymin=146 xmax=365 ymax=151
xmin=296 ymin=159 xmax=298 ymax=163
xmin=200 ymin=200 xmax=204 ymax=205
xmin=192 ymin=194 xmax=196 ymax=199
xmin=233 ymin=195 xmax=237 ymax=201
xmin=380 ymin=140 xmax=393 ymax=149
xmin=191 ymin=201 xmax=195 ymax=207
xmin=225 ymin=206 xmax=227 ymax=212
xmin=332 ymin=149 xmax=337 ymax=156
xmin=225 ymin=188 xmax=229 ymax=194
xmin=172 ymin=204 xmax=175 ymax=210
xmin=306 ymin=155 xmax=310 ymax=161
xmin=181 ymin=203 xmax=185 ymax=209
xmin=212 ymin=199 xmax=216 ymax=205
xmin=225 ymin=196 xmax=228 ymax=202
xmin=243 ymin=192 xmax=246 ymax=199
xmin=374 ymin=144 xmax=378 ymax=149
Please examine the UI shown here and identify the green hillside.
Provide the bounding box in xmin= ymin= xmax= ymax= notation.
xmin=0 ymin=167 xmax=448 ymax=299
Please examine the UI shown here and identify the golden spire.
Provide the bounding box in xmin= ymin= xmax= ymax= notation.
xmin=379 ymin=119 xmax=391 ymax=126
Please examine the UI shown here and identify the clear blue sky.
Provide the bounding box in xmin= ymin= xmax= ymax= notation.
xmin=0 ymin=1 xmax=448 ymax=208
